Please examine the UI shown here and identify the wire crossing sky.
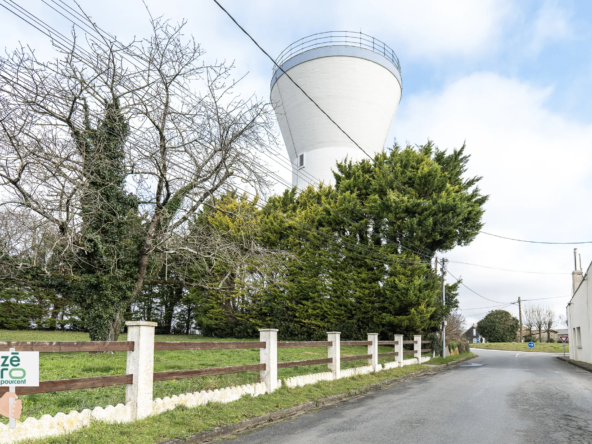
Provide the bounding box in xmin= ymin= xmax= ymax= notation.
xmin=1 ymin=0 xmax=589 ymax=326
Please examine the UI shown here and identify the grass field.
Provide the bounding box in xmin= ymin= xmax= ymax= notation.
xmin=425 ymin=352 xmax=473 ymax=365
xmin=34 ymin=363 xmax=429 ymax=444
xmin=470 ymin=342 xmax=568 ymax=353
xmin=0 ymin=330 xmax=431 ymax=422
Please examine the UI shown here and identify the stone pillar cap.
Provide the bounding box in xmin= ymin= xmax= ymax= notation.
xmin=125 ymin=321 xmax=158 ymax=327
xmin=258 ymin=328 xmax=279 ymax=332
xmin=327 ymin=331 xmax=341 ymax=334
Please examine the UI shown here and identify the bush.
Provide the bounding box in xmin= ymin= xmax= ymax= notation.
xmin=457 ymin=340 xmax=470 ymax=354
xmin=548 ymin=338 xmax=555 ymax=343
xmin=477 ymin=310 xmax=519 ymax=342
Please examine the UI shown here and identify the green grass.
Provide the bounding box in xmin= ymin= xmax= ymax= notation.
xmin=425 ymin=352 xmax=473 ymax=365
xmin=30 ymin=363 xmax=426 ymax=444
xmin=0 ymin=330 xmax=428 ymax=422
xmin=470 ymin=342 xmax=568 ymax=353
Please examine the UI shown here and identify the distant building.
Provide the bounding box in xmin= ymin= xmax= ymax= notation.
xmin=516 ymin=327 xmax=559 ymax=342
xmin=464 ymin=323 xmax=487 ymax=344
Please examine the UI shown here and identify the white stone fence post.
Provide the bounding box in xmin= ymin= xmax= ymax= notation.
xmin=327 ymin=332 xmax=341 ymax=380
xmin=394 ymin=334 xmax=404 ymax=366
xmin=259 ymin=329 xmax=278 ymax=393
xmin=414 ymin=335 xmax=422 ymax=364
xmin=125 ymin=321 xmax=157 ymax=420
xmin=368 ymin=333 xmax=378 ymax=371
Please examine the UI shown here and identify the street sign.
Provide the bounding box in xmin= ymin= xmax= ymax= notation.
xmin=560 ymin=336 xmax=568 ymax=343
xmin=528 ymin=342 xmax=535 ymax=348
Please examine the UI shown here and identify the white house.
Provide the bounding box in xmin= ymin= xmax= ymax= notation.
xmin=567 ymin=254 xmax=590 ymax=362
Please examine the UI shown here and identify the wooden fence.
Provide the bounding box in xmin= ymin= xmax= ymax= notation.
xmin=0 ymin=322 xmax=433 ymax=420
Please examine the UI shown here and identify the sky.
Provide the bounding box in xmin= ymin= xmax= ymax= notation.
xmin=2 ymin=0 xmax=592 ymax=329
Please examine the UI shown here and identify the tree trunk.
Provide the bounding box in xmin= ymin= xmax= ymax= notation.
xmin=107 ymin=212 xmax=161 ymax=341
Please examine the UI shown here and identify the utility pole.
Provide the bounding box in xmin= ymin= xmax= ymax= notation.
xmin=442 ymin=258 xmax=447 ymax=358
xmin=518 ymin=296 xmax=523 ymax=343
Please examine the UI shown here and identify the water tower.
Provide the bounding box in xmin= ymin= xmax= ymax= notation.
xmin=270 ymin=31 xmax=402 ymax=188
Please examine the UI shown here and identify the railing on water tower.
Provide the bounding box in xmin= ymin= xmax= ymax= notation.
xmin=272 ymin=31 xmax=401 ymax=77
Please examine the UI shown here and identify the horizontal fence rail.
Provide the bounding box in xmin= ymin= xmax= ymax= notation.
xmin=0 ymin=374 xmax=132 ymax=396
xmin=277 ymin=358 xmax=333 ymax=369
xmin=0 ymin=341 xmax=134 ymax=353
xmin=340 ymin=341 xmax=372 ymax=346
xmin=340 ymin=354 xmax=373 ymax=362
xmin=403 ymin=350 xmax=415 ymax=355
xmin=154 ymin=341 xmax=265 ymax=351
xmin=402 ymin=340 xmax=417 ymax=345
xmin=153 ymin=364 xmax=265 ymax=382
xmin=377 ymin=352 xmax=398 ymax=358
xmin=421 ymin=341 xmax=431 ymax=344
xmin=278 ymin=341 xmax=333 ymax=348
xmin=378 ymin=341 xmax=398 ymax=346
xmin=422 ymin=349 xmax=432 ymax=353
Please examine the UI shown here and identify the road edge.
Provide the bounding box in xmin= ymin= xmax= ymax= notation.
xmin=557 ymin=356 xmax=592 ymax=373
xmin=160 ymin=354 xmax=477 ymax=444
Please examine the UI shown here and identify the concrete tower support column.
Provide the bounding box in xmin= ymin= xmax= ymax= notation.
xmin=327 ymin=332 xmax=341 ymax=380
xmin=125 ymin=321 xmax=157 ymax=420
xmin=259 ymin=329 xmax=278 ymax=393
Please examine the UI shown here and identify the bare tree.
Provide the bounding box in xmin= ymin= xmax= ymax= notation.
xmin=445 ymin=309 xmax=466 ymax=342
xmin=531 ymin=305 xmax=545 ymax=342
xmin=544 ymin=307 xmax=555 ymax=342
xmin=0 ymin=13 xmax=278 ymax=340
xmin=523 ymin=306 xmax=536 ymax=342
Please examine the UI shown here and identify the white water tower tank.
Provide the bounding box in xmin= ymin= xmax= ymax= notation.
xmin=270 ymin=32 xmax=402 ymax=188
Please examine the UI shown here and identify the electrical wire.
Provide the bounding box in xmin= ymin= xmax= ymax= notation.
xmin=446 ymin=267 xmax=513 ymax=305
xmin=447 ymin=260 xmax=570 ymax=275
xmin=3 ymin=2 xmax=429 ymax=278
xmin=480 ymin=231 xmax=592 ymax=245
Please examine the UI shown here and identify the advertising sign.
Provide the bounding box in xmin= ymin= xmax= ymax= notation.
xmin=0 ymin=351 xmax=39 ymax=387
xmin=0 ymin=351 xmax=38 ymax=429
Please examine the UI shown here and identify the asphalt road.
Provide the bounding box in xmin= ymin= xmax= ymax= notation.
xmin=224 ymin=349 xmax=592 ymax=444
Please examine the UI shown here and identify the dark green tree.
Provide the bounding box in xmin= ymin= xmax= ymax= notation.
xmin=477 ymin=310 xmax=519 ymax=342
xmin=56 ymin=99 xmax=140 ymax=341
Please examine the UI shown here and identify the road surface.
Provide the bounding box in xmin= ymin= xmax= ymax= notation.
xmin=225 ymin=349 xmax=592 ymax=443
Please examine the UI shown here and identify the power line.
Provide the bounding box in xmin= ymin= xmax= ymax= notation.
xmin=446 ymin=267 xmax=512 ymax=305
xmin=211 ymin=0 xmax=376 ymax=163
xmin=0 ymin=1 xmax=438 ymax=274
xmin=447 ymin=260 xmax=570 ymax=275
xmin=480 ymin=231 xmax=592 ymax=245
xmin=521 ymin=295 xmax=571 ymax=302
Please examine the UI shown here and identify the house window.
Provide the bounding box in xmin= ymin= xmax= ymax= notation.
xmin=298 ymin=153 xmax=305 ymax=169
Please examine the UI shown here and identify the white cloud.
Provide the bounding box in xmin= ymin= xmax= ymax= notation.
xmin=394 ymin=72 xmax=592 ymax=325
xmin=526 ymin=1 xmax=574 ymax=55
xmin=335 ymin=0 xmax=515 ymax=59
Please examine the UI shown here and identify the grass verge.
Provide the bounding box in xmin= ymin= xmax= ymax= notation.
xmin=0 ymin=330 xmax=428 ymax=422
xmin=425 ymin=352 xmax=474 ymax=365
xmin=30 ymin=363 xmax=427 ymax=444
xmin=470 ymin=342 xmax=568 ymax=353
